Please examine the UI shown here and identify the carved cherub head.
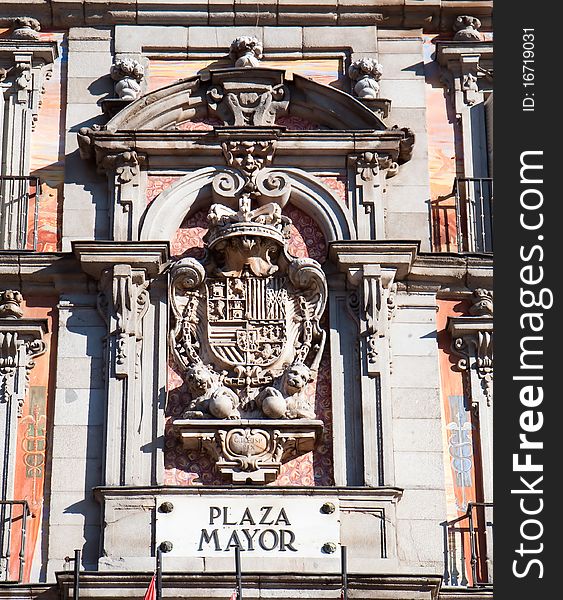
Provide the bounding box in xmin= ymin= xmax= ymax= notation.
xmin=186 ymin=364 xmax=216 ymax=396
xmin=283 ymin=363 xmax=312 ymax=396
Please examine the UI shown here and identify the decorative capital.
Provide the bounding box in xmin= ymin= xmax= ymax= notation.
xmin=349 ymin=58 xmax=383 ymax=99
xmin=0 ymin=290 xmax=24 ymax=320
xmin=0 ymin=314 xmax=48 ymax=417
xmin=110 ymin=58 xmax=145 ymax=101
xmin=453 ymin=16 xmax=483 ymax=41
xmin=101 ymin=150 xmax=144 ymax=183
xmin=229 ymin=36 xmax=263 ymax=67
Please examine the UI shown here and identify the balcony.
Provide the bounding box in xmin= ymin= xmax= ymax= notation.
xmin=0 ymin=176 xmax=41 ymax=251
xmin=441 ymin=502 xmax=493 ymax=588
xmin=431 ymin=178 xmax=493 ymax=254
xmin=0 ymin=500 xmax=31 ymax=583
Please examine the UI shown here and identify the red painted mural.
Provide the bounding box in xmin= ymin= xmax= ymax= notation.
xmin=9 ymin=299 xmax=57 ymax=582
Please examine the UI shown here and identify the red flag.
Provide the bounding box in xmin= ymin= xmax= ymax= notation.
xmin=229 ymin=590 xmax=238 ymax=600
xmin=144 ymin=574 xmax=156 ymax=600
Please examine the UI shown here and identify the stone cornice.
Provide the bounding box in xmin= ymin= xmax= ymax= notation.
xmin=0 ymin=252 xmax=90 ymax=294
xmin=329 ymin=241 xmax=419 ymax=282
xmin=1 ymin=1 xmax=492 ymax=31
xmin=54 ymin=571 xmax=443 ymax=600
xmin=447 ymin=315 xmax=493 ymax=339
xmin=407 ymin=253 xmax=493 ymax=289
xmin=435 ymin=40 xmax=494 ymax=69
xmin=0 ymin=40 xmax=58 ymax=64
xmin=94 ymin=484 xmax=404 ymax=500
xmin=72 ymin=241 xmax=170 ymax=280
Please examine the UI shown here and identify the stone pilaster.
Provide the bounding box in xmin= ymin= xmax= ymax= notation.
xmin=329 ymin=242 xmax=417 ymax=487
xmin=73 ymin=242 xmax=169 ymax=486
xmin=0 ymin=290 xmax=47 ymax=502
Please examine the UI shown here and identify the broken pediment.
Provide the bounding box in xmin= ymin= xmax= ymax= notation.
xmin=102 ymin=67 xmax=388 ymax=132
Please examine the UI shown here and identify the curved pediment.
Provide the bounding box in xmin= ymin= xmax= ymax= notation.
xmin=105 ymin=67 xmax=387 ymax=132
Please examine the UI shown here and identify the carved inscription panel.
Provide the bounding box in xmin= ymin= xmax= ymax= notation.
xmin=156 ymin=496 xmax=340 ymax=556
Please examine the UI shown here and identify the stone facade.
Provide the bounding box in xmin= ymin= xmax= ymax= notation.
xmin=0 ymin=3 xmax=493 ymax=599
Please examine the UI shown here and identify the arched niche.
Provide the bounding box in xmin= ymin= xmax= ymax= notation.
xmin=139 ymin=167 xmax=356 ymax=243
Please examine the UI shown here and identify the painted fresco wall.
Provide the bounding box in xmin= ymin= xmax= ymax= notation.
xmin=0 ymin=28 xmax=66 ymax=252
xmin=423 ymin=35 xmax=459 ymax=253
xmin=147 ymin=58 xmax=343 ymax=93
xmin=9 ymin=300 xmax=57 ymax=582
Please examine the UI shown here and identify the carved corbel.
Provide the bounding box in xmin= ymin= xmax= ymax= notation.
xmin=73 ymin=242 xmax=169 ymax=381
xmin=448 ymin=289 xmax=494 ymax=407
xmin=99 ymin=265 xmax=150 ymax=379
xmin=435 ymin=28 xmax=492 ymax=111
xmin=100 ymin=150 xmax=146 ymax=240
xmin=329 ymin=242 xmax=417 ymax=376
xmin=101 ymin=150 xmax=144 ymax=184
xmin=0 ymin=291 xmax=47 ymax=416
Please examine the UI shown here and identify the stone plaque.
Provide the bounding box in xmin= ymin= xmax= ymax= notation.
xmin=156 ymin=495 xmax=340 ymax=557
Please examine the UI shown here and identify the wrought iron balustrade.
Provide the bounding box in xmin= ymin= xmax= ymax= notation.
xmin=430 ymin=177 xmax=493 ymax=253
xmin=0 ymin=175 xmax=41 ymax=251
xmin=454 ymin=177 xmax=493 ymax=253
xmin=0 ymin=500 xmax=31 ymax=583
xmin=442 ymin=502 xmax=493 ymax=588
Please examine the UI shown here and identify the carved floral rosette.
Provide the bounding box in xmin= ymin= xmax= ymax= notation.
xmin=169 ymin=177 xmax=327 ymax=483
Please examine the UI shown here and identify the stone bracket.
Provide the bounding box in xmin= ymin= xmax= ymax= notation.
xmin=435 ymin=41 xmax=493 ymax=111
xmin=0 ymin=319 xmax=48 ymax=415
xmin=329 ymin=241 xmax=417 ymax=376
xmin=172 ymin=419 xmax=323 ymax=484
xmin=448 ymin=316 xmax=493 ymax=407
xmin=72 ymin=242 xmax=169 ymax=379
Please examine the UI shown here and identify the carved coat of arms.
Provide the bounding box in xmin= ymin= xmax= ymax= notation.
xmin=168 ymin=145 xmax=328 ymax=482
xmin=170 ymin=196 xmax=327 ymax=422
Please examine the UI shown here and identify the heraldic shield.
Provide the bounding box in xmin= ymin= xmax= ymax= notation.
xmin=206 ymin=276 xmax=288 ymax=369
xmin=169 ymin=173 xmax=327 ymax=482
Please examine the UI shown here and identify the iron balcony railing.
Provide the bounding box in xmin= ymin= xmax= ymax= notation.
xmin=430 ymin=177 xmax=493 ymax=253
xmin=441 ymin=502 xmax=493 ymax=588
xmin=0 ymin=500 xmax=31 ymax=583
xmin=454 ymin=177 xmax=493 ymax=253
xmin=0 ymin=175 xmax=41 ymax=251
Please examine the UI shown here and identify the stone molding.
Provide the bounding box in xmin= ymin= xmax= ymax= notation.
xmin=55 ymin=571 xmax=441 ymax=600
xmin=2 ymin=2 xmax=492 ymax=31
xmin=435 ymin=41 xmax=493 ymax=108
